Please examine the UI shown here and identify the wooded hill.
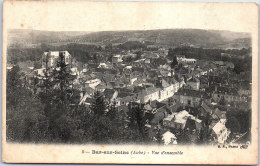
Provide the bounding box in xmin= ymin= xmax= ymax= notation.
xmin=8 ymin=29 xmax=251 ymax=49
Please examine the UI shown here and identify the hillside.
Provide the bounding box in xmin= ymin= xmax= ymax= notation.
xmin=8 ymin=29 xmax=251 ymax=49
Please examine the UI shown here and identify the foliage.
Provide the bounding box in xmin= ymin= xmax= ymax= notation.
xmin=117 ymin=41 xmax=147 ymax=50
xmin=225 ymin=116 xmax=241 ymax=134
xmin=7 ymin=43 xmax=102 ymax=64
xmin=219 ymin=96 xmax=226 ymax=106
xmin=128 ymin=104 xmax=148 ymax=142
xmin=226 ymin=110 xmax=251 ymax=133
xmin=155 ymin=127 xmax=163 ymax=144
xmin=6 ymin=65 xmax=48 ymax=142
xmin=170 ymin=55 xmax=178 ymax=69
xmin=6 ymin=65 xmax=23 ymax=107
xmin=90 ymin=91 xmax=107 ymax=117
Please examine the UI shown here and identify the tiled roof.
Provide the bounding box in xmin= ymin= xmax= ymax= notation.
xmin=201 ymin=102 xmax=213 ymax=114
xmin=43 ymin=51 xmax=69 ymax=57
xmin=188 ymin=77 xmax=200 ymax=83
xmin=166 ymin=102 xmax=182 ymax=113
xmin=214 ymin=86 xmax=239 ymax=96
xmin=176 ymin=89 xmax=210 ymax=99
xmin=140 ymin=87 xmax=161 ymax=96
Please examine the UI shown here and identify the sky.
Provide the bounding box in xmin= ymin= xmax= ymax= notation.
xmin=3 ymin=1 xmax=258 ymax=33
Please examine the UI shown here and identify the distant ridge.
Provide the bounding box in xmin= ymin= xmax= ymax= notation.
xmin=8 ymin=29 xmax=251 ymax=49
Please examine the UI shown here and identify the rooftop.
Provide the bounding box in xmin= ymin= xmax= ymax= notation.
xmin=176 ymin=88 xmax=210 ymax=99
xmin=43 ymin=51 xmax=70 ymax=57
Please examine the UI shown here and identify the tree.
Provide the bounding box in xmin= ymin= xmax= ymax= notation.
xmin=88 ymin=97 xmax=130 ymax=144
xmin=219 ymin=96 xmax=226 ymax=106
xmin=226 ymin=116 xmax=241 ymax=134
xmin=105 ymin=43 xmax=113 ymax=50
xmin=40 ymin=43 xmax=51 ymax=52
xmin=6 ymin=65 xmax=23 ymax=108
xmin=90 ymin=91 xmax=107 ymax=117
xmin=167 ymin=48 xmax=175 ymax=59
xmin=155 ymin=127 xmax=163 ymax=144
xmin=171 ymin=55 xmax=178 ymax=69
xmin=6 ymin=65 xmax=48 ymax=142
xmin=37 ymin=53 xmax=79 ymax=143
xmin=177 ymin=130 xmax=191 ymax=144
xmin=106 ymin=101 xmax=117 ymax=121
xmin=233 ymin=62 xmax=244 ymax=74
xmin=6 ymin=95 xmax=48 ymax=143
xmin=128 ymin=104 xmax=147 ymax=142
xmin=33 ymin=61 xmax=41 ymax=69
xmin=55 ymin=53 xmax=75 ymax=101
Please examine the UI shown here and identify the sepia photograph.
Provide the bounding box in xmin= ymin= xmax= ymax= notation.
xmin=2 ymin=1 xmax=258 ymax=164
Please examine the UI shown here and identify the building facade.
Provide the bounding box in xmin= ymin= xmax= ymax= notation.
xmin=42 ymin=51 xmax=72 ymax=68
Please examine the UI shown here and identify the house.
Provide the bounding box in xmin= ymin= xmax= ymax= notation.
xmin=119 ymin=94 xmax=140 ymax=106
xmin=162 ymin=131 xmax=177 ymax=145
xmin=212 ymin=86 xmax=244 ymax=103
xmin=85 ymin=78 xmax=101 ymax=89
xmin=199 ymin=101 xmax=214 ymax=117
xmin=98 ymin=63 xmax=108 ymax=69
xmin=103 ymin=89 xmax=119 ymax=104
xmin=163 ymin=110 xmax=202 ymax=131
xmin=164 ymin=110 xmax=188 ymax=129
xmin=176 ymin=55 xmax=186 ymax=60
xmin=138 ymin=87 xmax=161 ymax=103
xmin=150 ymin=102 xmax=169 ymax=125
xmin=103 ymin=88 xmax=140 ymax=106
xmin=174 ymin=89 xmax=211 ymax=107
xmin=199 ymin=102 xmax=226 ymax=120
xmin=95 ymin=83 xmax=108 ymax=92
xmin=70 ymin=67 xmax=79 ymax=76
xmin=225 ymin=62 xmax=235 ymax=70
xmin=35 ymin=68 xmax=46 ymax=78
xmin=42 ymin=51 xmax=72 ymax=68
xmin=155 ymin=78 xmax=175 ymax=102
xmin=112 ymin=55 xmax=123 ymax=64
xmin=237 ymin=81 xmax=251 ymax=96
xmin=7 ymin=64 xmax=14 ymax=70
xmin=214 ymin=61 xmax=225 ymax=67
xmin=177 ymin=56 xmax=197 ymax=64
xmin=145 ymin=59 xmax=151 ymax=64
xmin=186 ymin=77 xmax=200 ymax=90
xmin=129 ymin=77 xmax=138 ymax=85
xmin=211 ymin=119 xmax=230 ymax=144
xmin=79 ymin=88 xmax=95 ymax=105
xmin=171 ymin=78 xmax=181 ymax=93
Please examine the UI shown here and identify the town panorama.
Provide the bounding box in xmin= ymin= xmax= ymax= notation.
xmin=6 ymin=29 xmax=252 ymax=145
